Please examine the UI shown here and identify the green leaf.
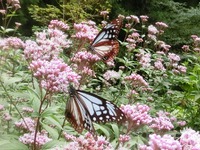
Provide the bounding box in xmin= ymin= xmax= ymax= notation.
xmin=41 ymin=140 xmax=64 ymax=150
xmin=0 ymin=141 xmax=28 ymax=150
xmin=95 ymin=124 xmax=110 ymax=137
xmin=41 ymin=122 xmax=59 ymax=139
xmin=111 ymin=124 xmax=119 ymax=138
xmin=45 ymin=116 xmax=63 ymax=130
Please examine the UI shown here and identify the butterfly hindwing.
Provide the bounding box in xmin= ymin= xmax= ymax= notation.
xmin=77 ymin=90 xmax=125 ymax=123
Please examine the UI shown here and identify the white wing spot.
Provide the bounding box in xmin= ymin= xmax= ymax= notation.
xmin=100 ymin=106 xmax=105 ymax=110
xmin=93 ymin=117 xmax=96 ymax=121
xmin=103 ymin=110 xmax=107 ymax=114
xmin=99 ymin=117 xmax=103 ymax=120
xmin=106 ymin=115 xmax=110 ymax=119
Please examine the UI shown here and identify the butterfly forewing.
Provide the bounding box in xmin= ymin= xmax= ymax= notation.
xmin=65 ymin=87 xmax=96 ymax=134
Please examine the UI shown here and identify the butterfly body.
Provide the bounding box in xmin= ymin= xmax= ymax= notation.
xmin=89 ymin=19 xmax=122 ymax=62
xmin=65 ymin=85 xmax=126 ymax=135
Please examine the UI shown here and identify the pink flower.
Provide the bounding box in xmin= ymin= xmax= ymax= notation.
xmin=168 ymin=53 xmax=180 ymax=63
xmin=0 ymin=9 xmax=6 ymax=15
xmin=124 ymin=73 xmax=149 ymax=88
xmin=155 ymin=22 xmax=168 ymax=28
xmin=130 ymin=15 xmax=140 ymax=23
xmin=182 ymin=45 xmax=190 ymax=51
xmin=154 ymin=59 xmax=166 ymax=71
xmin=100 ymin=11 xmax=109 ymax=16
xmin=48 ymin=20 xmax=70 ymax=30
xmin=119 ymin=134 xmax=131 ymax=143
xmin=177 ymin=65 xmax=187 ymax=73
xmin=71 ymin=51 xmax=100 ymax=77
xmin=19 ymin=131 xmax=52 ymax=148
xmin=103 ymin=70 xmax=121 ymax=81
xmin=148 ymin=25 xmax=159 ymax=35
xmin=22 ymin=107 xmax=34 ymax=113
xmin=15 ymin=117 xmax=35 ymax=132
xmin=0 ymin=37 xmax=24 ymax=50
xmin=139 ymin=134 xmax=182 ymax=150
xmin=3 ymin=113 xmax=12 ymax=121
xmin=140 ymin=15 xmax=149 ymax=22
xmin=120 ymin=104 xmax=152 ymax=131
xmin=29 ymin=58 xmax=80 ymax=92
xmin=179 ymin=128 xmax=200 ymax=149
xmin=73 ymin=21 xmax=99 ymax=42
xmin=24 ymin=27 xmax=71 ymax=61
xmin=0 ymin=104 xmax=4 ymax=111
xmin=135 ymin=49 xmax=152 ymax=68
xmin=177 ymin=121 xmax=186 ymax=127
xmin=150 ymin=111 xmax=174 ymax=133
xmin=62 ymin=132 xmax=113 ymax=150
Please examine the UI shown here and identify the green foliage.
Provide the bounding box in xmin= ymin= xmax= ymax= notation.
xmin=61 ymin=0 xmax=111 ymax=22
xmin=28 ymin=5 xmax=62 ymax=25
xmin=148 ymin=0 xmax=200 ymax=46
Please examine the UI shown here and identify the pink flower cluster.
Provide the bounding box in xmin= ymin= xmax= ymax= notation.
xmin=48 ymin=20 xmax=70 ymax=31
xmin=120 ymin=104 xmax=152 ymax=131
xmin=7 ymin=0 xmax=21 ymax=10
xmin=154 ymin=58 xmax=166 ymax=71
xmin=119 ymin=134 xmax=131 ymax=143
xmin=168 ymin=53 xmax=187 ymax=74
xmin=180 ymin=128 xmax=200 ymax=149
xmin=71 ymin=51 xmax=100 ymax=77
xmin=29 ymin=58 xmax=80 ymax=92
xmin=22 ymin=107 xmax=34 ymax=113
xmin=139 ymin=134 xmax=182 ymax=150
xmin=0 ymin=37 xmax=24 ymax=50
xmin=155 ymin=40 xmax=171 ymax=52
xmin=135 ymin=49 xmax=152 ymax=68
xmin=0 ymin=104 xmax=4 ymax=111
xmin=62 ymin=132 xmax=113 ymax=150
xmin=124 ymin=73 xmax=149 ymax=88
xmin=15 ymin=117 xmax=35 ymax=132
xmin=3 ymin=112 xmax=12 ymax=121
xmin=126 ymin=32 xmax=143 ymax=51
xmin=103 ymin=70 xmax=121 ymax=82
xmin=150 ymin=111 xmax=174 ymax=133
xmin=19 ymin=131 xmax=52 ymax=148
xmin=73 ymin=21 xmax=99 ymax=42
xmin=24 ymin=28 xmax=71 ymax=61
xmin=140 ymin=15 xmax=149 ymax=23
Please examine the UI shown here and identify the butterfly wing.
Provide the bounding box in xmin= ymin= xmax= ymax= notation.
xmin=77 ymin=90 xmax=126 ymax=124
xmin=65 ymin=86 xmax=95 ymax=134
xmin=89 ymin=18 xmax=122 ymax=61
xmin=65 ymin=85 xmax=126 ymax=136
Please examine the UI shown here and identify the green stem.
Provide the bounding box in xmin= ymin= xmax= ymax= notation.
xmin=33 ymin=87 xmax=48 ymax=150
xmin=0 ymin=79 xmax=30 ymax=131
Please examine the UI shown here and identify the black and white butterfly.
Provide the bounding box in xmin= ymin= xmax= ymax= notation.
xmin=88 ymin=18 xmax=123 ymax=62
xmin=65 ymin=85 xmax=126 ymax=136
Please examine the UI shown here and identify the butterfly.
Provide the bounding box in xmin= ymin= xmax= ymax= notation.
xmin=88 ymin=18 xmax=123 ymax=62
xmin=65 ymin=85 xmax=126 ymax=136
